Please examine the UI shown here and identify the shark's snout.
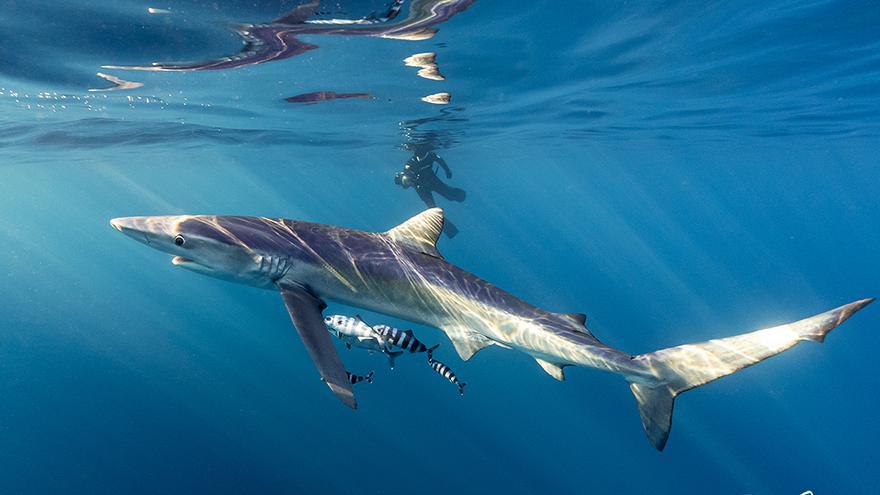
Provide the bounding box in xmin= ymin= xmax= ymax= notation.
xmin=111 ymin=217 xmax=140 ymax=240
xmin=109 ymin=217 xmax=127 ymax=232
xmin=110 ymin=217 xmax=153 ymax=246
xmin=109 ymin=216 xmax=184 ymax=249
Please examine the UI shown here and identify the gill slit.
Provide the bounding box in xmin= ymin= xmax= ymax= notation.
xmin=259 ymin=254 xmax=292 ymax=282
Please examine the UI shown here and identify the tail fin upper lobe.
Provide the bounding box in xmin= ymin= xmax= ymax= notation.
xmin=628 ymin=298 xmax=873 ymax=451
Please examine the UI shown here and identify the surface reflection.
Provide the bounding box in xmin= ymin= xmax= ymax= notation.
xmin=88 ymin=72 xmax=143 ymax=92
xmin=404 ymin=52 xmax=445 ymax=81
xmin=104 ymin=0 xmax=474 ymax=72
xmin=285 ymin=91 xmax=373 ymax=104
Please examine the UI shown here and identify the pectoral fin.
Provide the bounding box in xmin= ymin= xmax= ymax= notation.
xmin=278 ymin=283 xmax=357 ymax=409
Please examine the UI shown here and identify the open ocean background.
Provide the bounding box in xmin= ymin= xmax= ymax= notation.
xmin=1 ymin=1 xmax=878 ymax=493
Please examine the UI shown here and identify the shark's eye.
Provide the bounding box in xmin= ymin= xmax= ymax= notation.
xmin=174 ymin=235 xmax=186 ymax=246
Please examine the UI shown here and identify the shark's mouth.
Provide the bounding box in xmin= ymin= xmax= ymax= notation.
xmin=171 ymin=256 xmax=194 ymax=265
xmin=171 ymin=256 xmax=216 ymax=274
xmin=170 ymin=256 xmax=221 ymax=276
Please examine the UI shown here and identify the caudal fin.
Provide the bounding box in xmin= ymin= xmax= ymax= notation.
xmin=629 ymin=298 xmax=873 ymax=451
xmin=386 ymin=350 xmax=404 ymax=369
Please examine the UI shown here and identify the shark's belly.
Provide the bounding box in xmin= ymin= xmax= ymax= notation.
xmin=423 ymin=283 xmax=642 ymax=374
xmin=301 ymin=266 xmax=441 ymax=326
xmin=302 ymin=250 xmax=638 ymax=374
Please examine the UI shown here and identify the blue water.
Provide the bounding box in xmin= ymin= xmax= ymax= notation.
xmin=1 ymin=1 xmax=879 ymax=493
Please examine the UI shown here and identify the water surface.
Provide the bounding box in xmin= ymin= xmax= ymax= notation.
xmin=1 ymin=1 xmax=878 ymax=494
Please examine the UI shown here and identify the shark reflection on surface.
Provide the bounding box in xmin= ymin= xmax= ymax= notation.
xmin=103 ymin=0 xmax=475 ymax=72
xmin=88 ymin=72 xmax=143 ymax=92
xmin=285 ymin=91 xmax=374 ymax=104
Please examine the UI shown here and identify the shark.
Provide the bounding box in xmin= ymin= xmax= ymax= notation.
xmin=109 ymin=208 xmax=873 ymax=450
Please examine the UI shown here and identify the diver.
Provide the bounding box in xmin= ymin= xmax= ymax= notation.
xmin=394 ymin=143 xmax=466 ymax=238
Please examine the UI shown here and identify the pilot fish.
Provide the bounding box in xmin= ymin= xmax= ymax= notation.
xmin=324 ymin=314 xmax=403 ymax=368
xmin=427 ymin=350 xmax=466 ymax=395
xmin=373 ymin=324 xmax=439 ymax=354
xmin=346 ymin=371 xmax=374 ymax=385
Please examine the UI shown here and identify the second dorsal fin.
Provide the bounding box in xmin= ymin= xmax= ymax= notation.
xmin=562 ymin=313 xmax=587 ymax=326
xmin=556 ymin=312 xmax=596 ymax=338
xmin=385 ymin=208 xmax=445 ymax=258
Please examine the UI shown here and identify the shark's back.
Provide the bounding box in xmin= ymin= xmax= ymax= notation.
xmin=282 ymin=213 xmax=604 ymax=351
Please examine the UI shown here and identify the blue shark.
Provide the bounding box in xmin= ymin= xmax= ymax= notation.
xmin=110 ymin=208 xmax=873 ymax=450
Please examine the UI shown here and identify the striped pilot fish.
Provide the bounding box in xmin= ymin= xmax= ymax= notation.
xmin=427 ymin=350 xmax=466 ymax=395
xmin=346 ymin=371 xmax=374 ymax=385
xmin=372 ymin=324 xmax=439 ymax=355
xmin=324 ymin=314 xmax=404 ymax=368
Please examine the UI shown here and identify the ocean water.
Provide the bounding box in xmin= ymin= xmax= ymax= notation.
xmin=1 ymin=1 xmax=879 ymax=493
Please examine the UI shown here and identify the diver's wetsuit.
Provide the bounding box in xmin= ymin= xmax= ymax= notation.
xmin=396 ymin=151 xmax=465 ymax=237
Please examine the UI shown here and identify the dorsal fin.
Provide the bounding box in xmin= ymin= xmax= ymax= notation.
xmin=563 ymin=313 xmax=587 ymax=326
xmin=386 ymin=208 xmax=445 ymax=258
xmin=557 ymin=312 xmax=595 ymax=337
